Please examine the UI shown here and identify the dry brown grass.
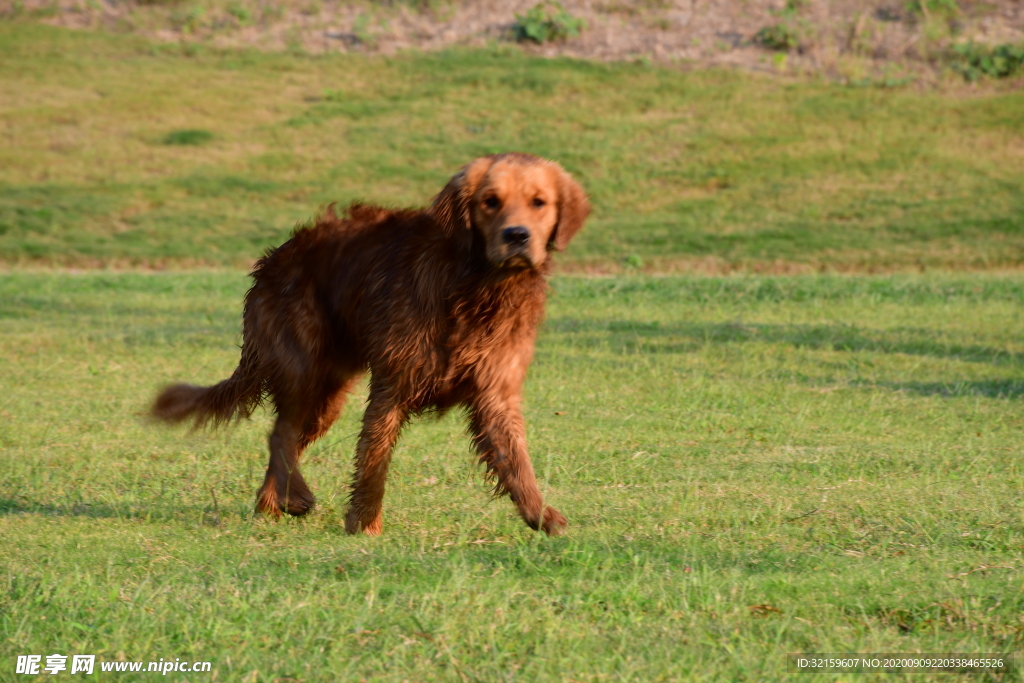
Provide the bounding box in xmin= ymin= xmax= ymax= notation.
xmin=11 ymin=0 xmax=1024 ymax=79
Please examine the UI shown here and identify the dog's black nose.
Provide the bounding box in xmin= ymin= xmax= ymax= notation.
xmin=502 ymin=226 xmax=530 ymax=246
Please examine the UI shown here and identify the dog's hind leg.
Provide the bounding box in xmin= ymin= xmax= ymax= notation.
xmin=255 ymin=414 xmax=314 ymax=517
xmin=256 ymin=377 xmax=357 ymax=517
xmin=344 ymin=384 xmax=408 ymax=536
xmin=469 ymin=402 xmax=567 ymax=536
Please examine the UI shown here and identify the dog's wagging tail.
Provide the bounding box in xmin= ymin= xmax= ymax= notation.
xmin=151 ymin=153 xmax=590 ymax=535
xmin=152 ymin=365 xmax=262 ymax=428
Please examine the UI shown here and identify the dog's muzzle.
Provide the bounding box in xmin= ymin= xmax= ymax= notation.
xmin=502 ymin=226 xmax=530 ymax=246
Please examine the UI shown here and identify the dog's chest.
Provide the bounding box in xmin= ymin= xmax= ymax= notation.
xmin=399 ymin=290 xmax=541 ymax=407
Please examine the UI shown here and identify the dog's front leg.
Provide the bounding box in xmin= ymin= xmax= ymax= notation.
xmin=470 ymin=400 xmax=567 ymax=535
xmin=345 ymin=386 xmax=408 ymax=536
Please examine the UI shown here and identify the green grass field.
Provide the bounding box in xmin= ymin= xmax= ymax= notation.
xmin=1 ymin=22 xmax=1022 ymax=271
xmin=2 ymin=16 xmax=1024 ymax=683
xmin=2 ymin=271 xmax=1022 ymax=681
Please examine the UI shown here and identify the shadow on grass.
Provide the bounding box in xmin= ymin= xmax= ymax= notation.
xmin=0 ymin=495 xmax=219 ymax=521
xmin=879 ymin=379 xmax=1024 ymax=399
xmin=547 ymin=319 xmax=1020 ymax=368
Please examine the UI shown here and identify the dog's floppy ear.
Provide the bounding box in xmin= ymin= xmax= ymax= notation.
xmin=550 ymin=166 xmax=590 ymax=251
xmin=431 ymin=157 xmax=492 ymax=237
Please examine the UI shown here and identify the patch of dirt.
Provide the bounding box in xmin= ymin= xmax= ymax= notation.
xmin=12 ymin=0 xmax=1024 ymax=79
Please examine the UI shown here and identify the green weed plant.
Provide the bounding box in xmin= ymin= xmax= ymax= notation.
xmin=514 ymin=1 xmax=586 ymax=44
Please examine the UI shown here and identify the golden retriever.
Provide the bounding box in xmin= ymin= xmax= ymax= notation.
xmin=152 ymin=153 xmax=589 ymax=535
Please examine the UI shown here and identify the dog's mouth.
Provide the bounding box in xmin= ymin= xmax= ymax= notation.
xmin=501 ymin=254 xmax=534 ymax=270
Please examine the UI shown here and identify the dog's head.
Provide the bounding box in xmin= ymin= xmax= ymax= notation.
xmin=431 ymin=153 xmax=590 ymax=271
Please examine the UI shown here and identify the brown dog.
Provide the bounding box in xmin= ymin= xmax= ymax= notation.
xmin=151 ymin=153 xmax=589 ymax=535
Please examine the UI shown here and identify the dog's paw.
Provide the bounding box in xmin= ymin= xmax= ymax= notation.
xmin=541 ymin=506 xmax=568 ymax=536
xmin=255 ymin=488 xmax=282 ymax=518
xmin=280 ymin=493 xmax=316 ymax=517
xmin=345 ymin=509 xmax=383 ymax=535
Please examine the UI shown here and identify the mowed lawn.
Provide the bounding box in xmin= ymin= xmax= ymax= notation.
xmin=1 ymin=271 xmax=1022 ymax=681
xmin=1 ymin=22 xmax=1023 ymax=271
xmin=2 ymin=16 xmax=1024 ymax=682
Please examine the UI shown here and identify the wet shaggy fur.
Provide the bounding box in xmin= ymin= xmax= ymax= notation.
xmin=152 ymin=153 xmax=590 ymax=535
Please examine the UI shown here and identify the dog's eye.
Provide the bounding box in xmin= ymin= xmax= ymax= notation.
xmin=531 ymin=197 xmax=546 ymax=208
xmin=483 ymin=196 xmax=500 ymax=210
